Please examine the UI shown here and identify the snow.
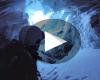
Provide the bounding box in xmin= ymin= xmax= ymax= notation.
xmin=37 ymin=48 xmax=100 ymax=80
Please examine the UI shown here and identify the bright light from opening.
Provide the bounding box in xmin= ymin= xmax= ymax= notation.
xmin=28 ymin=10 xmax=53 ymax=25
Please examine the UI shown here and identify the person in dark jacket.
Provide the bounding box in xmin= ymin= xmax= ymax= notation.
xmin=19 ymin=26 xmax=44 ymax=80
xmin=0 ymin=26 xmax=44 ymax=80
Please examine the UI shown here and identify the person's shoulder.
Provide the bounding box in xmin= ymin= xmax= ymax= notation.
xmin=6 ymin=39 xmax=23 ymax=48
xmin=3 ymin=40 xmax=25 ymax=54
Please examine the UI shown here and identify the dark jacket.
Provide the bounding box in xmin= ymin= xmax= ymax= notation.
xmin=0 ymin=41 xmax=39 ymax=80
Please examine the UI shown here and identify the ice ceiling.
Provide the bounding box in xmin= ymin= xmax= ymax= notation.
xmin=25 ymin=0 xmax=99 ymax=48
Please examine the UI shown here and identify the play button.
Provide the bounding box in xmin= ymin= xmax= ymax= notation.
xmin=45 ymin=32 xmax=67 ymax=52
xmin=35 ymin=19 xmax=81 ymax=64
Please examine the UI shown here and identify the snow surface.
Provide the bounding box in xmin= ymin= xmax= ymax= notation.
xmin=37 ymin=48 xmax=100 ymax=80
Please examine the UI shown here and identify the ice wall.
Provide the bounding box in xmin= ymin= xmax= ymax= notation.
xmin=25 ymin=0 xmax=98 ymax=48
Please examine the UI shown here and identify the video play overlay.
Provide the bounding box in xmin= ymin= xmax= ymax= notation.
xmin=34 ymin=19 xmax=81 ymax=64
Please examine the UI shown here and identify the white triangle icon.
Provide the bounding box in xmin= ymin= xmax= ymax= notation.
xmin=45 ymin=32 xmax=67 ymax=52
